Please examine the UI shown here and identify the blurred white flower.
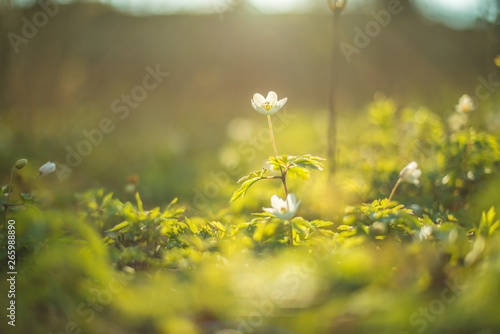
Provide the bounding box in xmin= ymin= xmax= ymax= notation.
xmin=399 ymin=161 xmax=421 ymax=185
xmin=251 ymin=91 xmax=287 ymax=115
xmin=418 ymin=225 xmax=434 ymax=241
xmin=328 ymin=0 xmax=346 ymax=11
xmin=455 ymin=94 xmax=475 ymax=113
xmin=39 ymin=161 xmax=56 ymax=176
xmin=263 ymin=193 xmax=300 ymax=220
xmin=448 ymin=112 xmax=469 ymax=132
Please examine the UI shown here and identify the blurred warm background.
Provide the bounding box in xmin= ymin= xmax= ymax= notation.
xmin=1 ymin=0 xmax=499 ymax=214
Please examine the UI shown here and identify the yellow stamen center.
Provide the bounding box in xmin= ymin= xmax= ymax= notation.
xmin=280 ymin=206 xmax=287 ymax=213
xmin=261 ymin=101 xmax=273 ymax=111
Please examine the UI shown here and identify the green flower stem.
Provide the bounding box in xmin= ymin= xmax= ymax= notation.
xmin=3 ymin=167 xmax=16 ymax=225
xmin=287 ymin=220 xmax=293 ymax=246
xmin=30 ymin=173 xmax=40 ymax=196
xmin=267 ymin=115 xmax=279 ymax=158
xmin=267 ymin=115 xmax=289 ymax=197
xmin=6 ymin=167 xmax=15 ymax=204
xmin=327 ymin=8 xmax=342 ymax=178
xmin=385 ymin=178 xmax=402 ymax=209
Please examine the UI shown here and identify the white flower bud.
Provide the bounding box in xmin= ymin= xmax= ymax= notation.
xmin=39 ymin=161 xmax=56 ymax=176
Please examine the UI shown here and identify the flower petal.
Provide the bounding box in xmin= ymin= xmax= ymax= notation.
xmin=270 ymin=195 xmax=284 ymax=210
xmin=400 ymin=161 xmax=417 ymax=178
xmin=266 ymin=91 xmax=278 ymax=104
xmin=413 ymin=169 xmax=422 ymax=178
xmin=276 ymin=97 xmax=288 ymax=108
xmin=39 ymin=161 xmax=56 ymax=176
xmin=285 ymin=193 xmax=300 ymax=215
xmin=251 ymin=99 xmax=264 ymax=113
xmin=263 ymin=207 xmax=277 ymax=216
xmin=276 ymin=211 xmax=294 ymax=221
xmin=253 ymin=93 xmax=265 ymax=105
xmin=285 ymin=193 xmax=296 ymax=208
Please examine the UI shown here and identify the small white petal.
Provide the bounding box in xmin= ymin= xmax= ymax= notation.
xmin=253 ymin=93 xmax=265 ymax=105
xmin=266 ymin=91 xmax=278 ymax=104
xmin=270 ymin=195 xmax=284 ymax=209
xmin=263 ymin=207 xmax=278 ymax=215
xmin=400 ymin=161 xmax=418 ymax=178
xmin=276 ymin=97 xmax=288 ymax=108
xmin=251 ymin=99 xmax=263 ymax=113
xmin=413 ymin=169 xmax=422 ymax=178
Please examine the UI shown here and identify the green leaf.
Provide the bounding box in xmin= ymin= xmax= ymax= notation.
xmin=237 ymin=169 xmax=267 ymax=183
xmin=289 ymin=154 xmax=326 ymax=171
xmin=185 ymin=217 xmax=199 ymax=234
xmin=287 ymin=166 xmax=310 ymax=180
xmin=311 ymin=220 xmax=334 ymax=227
xmin=135 ymin=192 xmax=144 ymax=213
xmin=20 ymin=193 xmax=39 ymax=205
xmin=208 ymin=221 xmax=226 ymax=233
xmin=231 ymin=169 xmax=268 ymax=202
xmin=106 ymin=221 xmax=130 ymax=232
xmin=2 ymin=185 xmax=13 ymax=196
xmin=251 ymin=212 xmax=275 ymax=218
xmin=267 ymin=156 xmax=288 ymax=171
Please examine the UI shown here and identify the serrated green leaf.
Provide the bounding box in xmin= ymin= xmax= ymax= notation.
xmin=289 ymin=154 xmax=326 ymax=171
xmin=135 ymin=192 xmax=144 ymax=213
xmin=106 ymin=221 xmax=130 ymax=232
xmin=230 ymin=177 xmax=262 ymax=202
xmin=252 ymin=212 xmax=275 ymax=218
xmin=185 ymin=217 xmax=199 ymax=234
xmin=288 ymin=166 xmax=310 ymax=180
xmin=237 ymin=169 xmax=267 ymax=183
xmin=311 ymin=220 xmax=334 ymax=227
xmin=2 ymin=185 xmax=13 ymax=196
xmin=208 ymin=221 xmax=226 ymax=232
xmin=20 ymin=193 xmax=39 ymax=205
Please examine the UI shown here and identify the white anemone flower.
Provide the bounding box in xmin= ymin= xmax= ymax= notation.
xmin=448 ymin=112 xmax=469 ymax=132
xmin=399 ymin=161 xmax=421 ymax=185
xmin=418 ymin=225 xmax=434 ymax=241
xmin=39 ymin=161 xmax=56 ymax=176
xmin=455 ymin=94 xmax=475 ymax=114
xmin=251 ymin=91 xmax=288 ymax=115
xmin=263 ymin=193 xmax=300 ymax=220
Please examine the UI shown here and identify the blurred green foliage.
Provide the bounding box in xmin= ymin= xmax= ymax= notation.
xmin=2 ymin=95 xmax=500 ymax=333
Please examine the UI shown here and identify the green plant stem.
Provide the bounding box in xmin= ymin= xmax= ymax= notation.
xmin=267 ymin=115 xmax=289 ymax=197
xmin=287 ymin=220 xmax=292 ymax=246
xmin=30 ymin=173 xmax=40 ymax=196
xmin=267 ymin=115 xmax=279 ymax=158
xmin=6 ymin=167 xmax=15 ymax=204
xmin=327 ymin=9 xmax=341 ymax=179
xmin=3 ymin=167 xmax=16 ymax=225
xmin=385 ymin=178 xmax=402 ymax=209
